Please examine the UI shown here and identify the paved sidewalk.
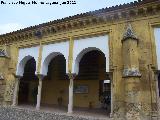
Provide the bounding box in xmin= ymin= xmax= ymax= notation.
xmin=0 ymin=106 xmax=112 ymax=120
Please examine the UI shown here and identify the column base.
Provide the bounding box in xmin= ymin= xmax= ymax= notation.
xmin=36 ymin=106 xmax=40 ymax=110
xmin=110 ymin=112 xmax=113 ymax=118
xmin=67 ymin=111 xmax=73 ymax=114
xmin=67 ymin=104 xmax=73 ymax=114
xmin=11 ymin=104 xmax=17 ymax=107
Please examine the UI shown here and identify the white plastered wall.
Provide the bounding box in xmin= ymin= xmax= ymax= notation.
xmin=40 ymin=41 xmax=69 ymax=76
xmin=154 ymin=28 xmax=160 ymax=70
xmin=72 ymin=35 xmax=109 ymax=74
xmin=16 ymin=46 xmax=40 ymax=76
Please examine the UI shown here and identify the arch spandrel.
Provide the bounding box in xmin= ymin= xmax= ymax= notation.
xmin=40 ymin=41 xmax=69 ymax=76
xmin=16 ymin=46 xmax=39 ymax=76
xmin=72 ymin=35 xmax=109 ymax=74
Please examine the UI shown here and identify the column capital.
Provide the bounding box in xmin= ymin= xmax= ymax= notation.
xmin=67 ymin=73 xmax=76 ymax=80
xmin=36 ymin=74 xmax=45 ymax=80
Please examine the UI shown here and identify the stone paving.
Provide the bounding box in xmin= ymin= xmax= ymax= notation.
xmin=0 ymin=106 xmax=112 ymax=120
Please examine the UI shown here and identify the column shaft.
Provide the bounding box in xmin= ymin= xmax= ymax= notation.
xmin=36 ymin=78 xmax=42 ymax=110
xmin=68 ymin=75 xmax=74 ymax=113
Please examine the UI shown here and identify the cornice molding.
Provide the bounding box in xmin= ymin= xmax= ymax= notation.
xmin=0 ymin=0 xmax=160 ymax=45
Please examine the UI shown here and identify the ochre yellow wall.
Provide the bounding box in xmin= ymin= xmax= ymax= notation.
xmin=0 ymin=2 xmax=160 ymax=119
xmin=41 ymin=78 xmax=69 ymax=106
xmin=74 ymin=80 xmax=100 ymax=108
xmin=40 ymin=78 xmax=101 ymax=108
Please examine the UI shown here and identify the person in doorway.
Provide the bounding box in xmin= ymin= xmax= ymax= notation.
xmin=32 ymin=86 xmax=38 ymax=105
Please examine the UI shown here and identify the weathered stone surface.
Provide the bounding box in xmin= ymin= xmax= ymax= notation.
xmin=0 ymin=1 xmax=159 ymax=120
xmin=0 ymin=49 xmax=9 ymax=57
xmin=123 ymin=68 xmax=141 ymax=77
xmin=0 ymin=73 xmax=4 ymax=80
xmin=0 ymin=106 xmax=110 ymax=120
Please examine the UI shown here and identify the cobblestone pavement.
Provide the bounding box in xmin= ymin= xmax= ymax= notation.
xmin=0 ymin=106 xmax=112 ymax=120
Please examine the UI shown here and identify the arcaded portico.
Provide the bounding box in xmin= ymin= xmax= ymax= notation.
xmin=13 ymin=35 xmax=110 ymax=113
xmin=0 ymin=0 xmax=160 ymax=120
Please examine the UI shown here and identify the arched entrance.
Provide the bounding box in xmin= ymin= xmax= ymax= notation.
xmin=41 ymin=55 xmax=69 ymax=110
xmin=74 ymin=50 xmax=111 ymax=115
xmin=18 ymin=57 xmax=39 ymax=106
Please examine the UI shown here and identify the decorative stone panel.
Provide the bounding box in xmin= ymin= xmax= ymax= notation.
xmin=0 ymin=49 xmax=9 ymax=57
xmin=123 ymin=68 xmax=141 ymax=77
xmin=122 ymin=24 xmax=138 ymax=41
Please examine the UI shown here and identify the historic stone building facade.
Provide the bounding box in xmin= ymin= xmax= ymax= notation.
xmin=0 ymin=0 xmax=160 ymax=120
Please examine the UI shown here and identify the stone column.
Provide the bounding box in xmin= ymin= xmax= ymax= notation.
xmin=12 ymin=76 xmax=21 ymax=106
xmin=36 ymin=75 xmax=44 ymax=110
xmin=68 ymin=73 xmax=76 ymax=114
xmin=122 ymin=24 xmax=142 ymax=120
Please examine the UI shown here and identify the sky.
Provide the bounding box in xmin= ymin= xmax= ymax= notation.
xmin=0 ymin=0 xmax=137 ymax=35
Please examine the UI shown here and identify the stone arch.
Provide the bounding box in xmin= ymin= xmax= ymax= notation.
xmin=41 ymin=52 xmax=67 ymax=76
xmin=73 ymin=47 xmax=112 ymax=113
xmin=72 ymin=35 xmax=109 ymax=74
xmin=16 ymin=46 xmax=40 ymax=77
xmin=18 ymin=57 xmax=38 ymax=105
xmin=16 ymin=55 xmax=36 ymax=76
xmin=73 ymin=47 xmax=106 ymax=75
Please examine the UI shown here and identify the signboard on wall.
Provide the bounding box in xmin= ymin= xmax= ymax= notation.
xmin=74 ymin=85 xmax=88 ymax=93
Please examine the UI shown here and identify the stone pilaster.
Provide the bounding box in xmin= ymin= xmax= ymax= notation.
xmin=12 ymin=76 xmax=21 ymax=106
xmin=4 ymin=73 xmax=16 ymax=106
xmin=122 ymin=24 xmax=142 ymax=120
xmin=0 ymin=73 xmax=5 ymax=105
xmin=112 ymin=67 xmax=125 ymax=120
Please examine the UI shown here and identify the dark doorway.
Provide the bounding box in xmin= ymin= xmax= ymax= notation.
xmin=18 ymin=58 xmax=38 ymax=105
xmin=41 ymin=55 xmax=68 ymax=109
xmin=75 ymin=50 xmax=111 ymax=114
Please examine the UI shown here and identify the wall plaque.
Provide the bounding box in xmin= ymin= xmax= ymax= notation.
xmin=74 ymin=85 xmax=88 ymax=94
